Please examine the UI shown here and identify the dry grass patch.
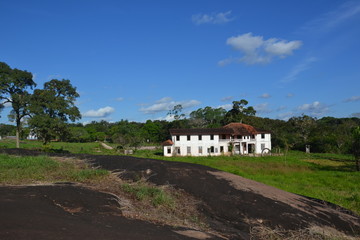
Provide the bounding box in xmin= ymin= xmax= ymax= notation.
xmin=85 ymin=173 xmax=210 ymax=232
xmin=250 ymin=224 xmax=358 ymax=240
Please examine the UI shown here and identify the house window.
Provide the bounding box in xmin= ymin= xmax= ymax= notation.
xmin=176 ymin=147 xmax=180 ymax=154
xmin=210 ymin=146 xmax=215 ymax=153
xmin=210 ymin=135 xmax=214 ymax=140
xmin=261 ymin=133 xmax=265 ymax=139
xmin=251 ymin=135 xmax=255 ymax=139
xmin=187 ymin=146 xmax=191 ymax=154
xmin=261 ymin=144 xmax=265 ymax=150
xmin=199 ymin=146 xmax=202 ymax=154
xmin=198 ymin=135 xmax=202 ymax=141
xmin=221 ymin=134 xmax=226 ymax=139
xmin=167 ymin=147 xmax=171 ymax=154
xmin=187 ymin=135 xmax=191 ymax=141
xmin=215 ymin=148 xmax=218 ymax=153
xmin=176 ymin=135 xmax=180 ymax=141
xmin=220 ymin=146 xmax=224 ymax=152
xmin=237 ymin=135 xmax=242 ymax=139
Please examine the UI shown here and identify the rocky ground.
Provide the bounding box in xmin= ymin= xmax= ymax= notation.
xmin=0 ymin=148 xmax=359 ymax=240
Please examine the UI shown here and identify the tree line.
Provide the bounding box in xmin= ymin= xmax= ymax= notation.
xmin=1 ymin=62 xmax=360 ymax=167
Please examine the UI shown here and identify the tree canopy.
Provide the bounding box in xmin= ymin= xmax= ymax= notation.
xmin=223 ymin=99 xmax=256 ymax=124
xmin=28 ymin=79 xmax=81 ymax=145
xmin=0 ymin=62 xmax=36 ymax=148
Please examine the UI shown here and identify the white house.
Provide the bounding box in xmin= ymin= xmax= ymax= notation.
xmin=162 ymin=123 xmax=271 ymax=157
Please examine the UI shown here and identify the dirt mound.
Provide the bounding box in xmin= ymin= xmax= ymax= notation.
xmin=0 ymin=148 xmax=359 ymax=239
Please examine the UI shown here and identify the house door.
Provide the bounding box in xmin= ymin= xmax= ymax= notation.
xmin=248 ymin=144 xmax=255 ymax=153
xmin=234 ymin=144 xmax=240 ymax=154
xmin=242 ymin=143 xmax=247 ymax=154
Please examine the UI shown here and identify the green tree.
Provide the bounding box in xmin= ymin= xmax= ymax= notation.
xmin=0 ymin=123 xmax=16 ymax=137
xmin=28 ymin=79 xmax=81 ymax=145
xmin=167 ymin=104 xmax=185 ymax=120
xmin=0 ymin=62 xmax=36 ymax=148
xmin=223 ymin=99 xmax=256 ymax=124
xmin=190 ymin=106 xmax=226 ymax=128
xmin=352 ymin=126 xmax=360 ymax=171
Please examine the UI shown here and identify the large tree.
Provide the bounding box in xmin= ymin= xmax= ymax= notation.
xmin=223 ymin=99 xmax=256 ymax=124
xmin=0 ymin=62 xmax=36 ymax=148
xmin=190 ymin=106 xmax=226 ymax=128
xmin=28 ymin=79 xmax=81 ymax=145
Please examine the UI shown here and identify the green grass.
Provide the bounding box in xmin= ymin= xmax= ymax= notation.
xmin=122 ymin=182 xmax=175 ymax=208
xmin=0 ymin=139 xmax=115 ymax=155
xmin=0 ymin=154 xmax=109 ymax=184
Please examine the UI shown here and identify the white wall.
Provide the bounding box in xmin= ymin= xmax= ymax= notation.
xmin=171 ymin=134 xmax=229 ymax=156
xmin=164 ymin=133 xmax=271 ymax=157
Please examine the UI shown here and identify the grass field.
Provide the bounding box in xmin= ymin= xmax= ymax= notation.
xmin=0 ymin=139 xmax=359 ymax=215
xmin=142 ymin=150 xmax=360 ymax=215
xmin=0 ymin=153 xmax=108 ymax=184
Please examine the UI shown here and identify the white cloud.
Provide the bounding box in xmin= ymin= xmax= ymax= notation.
xmin=259 ymin=93 xmax=271 ymax=99
xmin=47 ymin=74 xmax=62 ymax=80
xmin=221 ymin=96 xmax=233 ymax=102
xmin=277 ymin=112 xmax=294 ymax=121
xmin=192 ymin=11 xmax=234 ymax=25
xmin=254 ymin=103 xmax=272 ymax=114
xmin=217 ymin=103 xmax=232 ymax=110
xmin=221 ymin=33 xmax=302 ymax=65
xmin=276 ymin=106 xmax=287 ymax=112
xmin=281 ymin=57 xmax=317 ymax=83
xmin=300 ymin=1 xmax=360 ymax=34
xmin=115 ymin=97 xmax=124 ymax=102
xmin=286 ymin=93 xmax=294 ymax=98
xmin=82 ymin=106 xmax=115 ymax=118
xmin=351 ymin=112 xmax=360 ymax=118
xmin=297 ymin=101 xmax=329 ymax=117
xmin=140 ymin=97 xmax=201 ymax=114
xmin=344 ymin=96 xmax=360 ymax=102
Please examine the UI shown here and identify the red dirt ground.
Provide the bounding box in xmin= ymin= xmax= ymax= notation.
xmin=0 ymin=148 xmax=359 ymax=239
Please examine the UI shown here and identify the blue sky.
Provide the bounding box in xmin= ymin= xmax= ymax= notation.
xmin=1 ymin=0 xmax=360 ymax=124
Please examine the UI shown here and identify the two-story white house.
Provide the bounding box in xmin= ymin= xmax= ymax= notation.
xmin=162 ymin=123 xmax=271 ymax=157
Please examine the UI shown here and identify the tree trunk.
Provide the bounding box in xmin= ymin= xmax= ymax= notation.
xmin=356 ymin=159 xmax=360 ymax=172
xmin=16 ymin=119 xmax=21 ymax=149
xmin=16 ymin=129 xmax=20 ymax=148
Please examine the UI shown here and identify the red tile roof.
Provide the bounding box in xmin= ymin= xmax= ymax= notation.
xmin=223 ymin=123 xmax=258 ymax=135
xmin=162 ymin=139 xmax=174 ymax=146
xmin=169 ymin=123 xmax=270 ymax=136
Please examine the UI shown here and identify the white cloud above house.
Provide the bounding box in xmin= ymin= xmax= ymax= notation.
xmin=82 ymin=106 xmax=115 ymax=118
xmin=140 ymin=97 xmax=201 ymax=114
xmin=217 ymin=103 xmax=232 ymax=110
xmin=277 ymin=112 xmax=295 ymax=121
xmin=192 ymin=11 xmax=234 ymax=25
xmin=297 ymin=101 xmax=329 ymax=117
xmin=255 ymin=102 xmax=272 ymax=114
xmin=220 ymin=32 xmax=302 ymax=65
